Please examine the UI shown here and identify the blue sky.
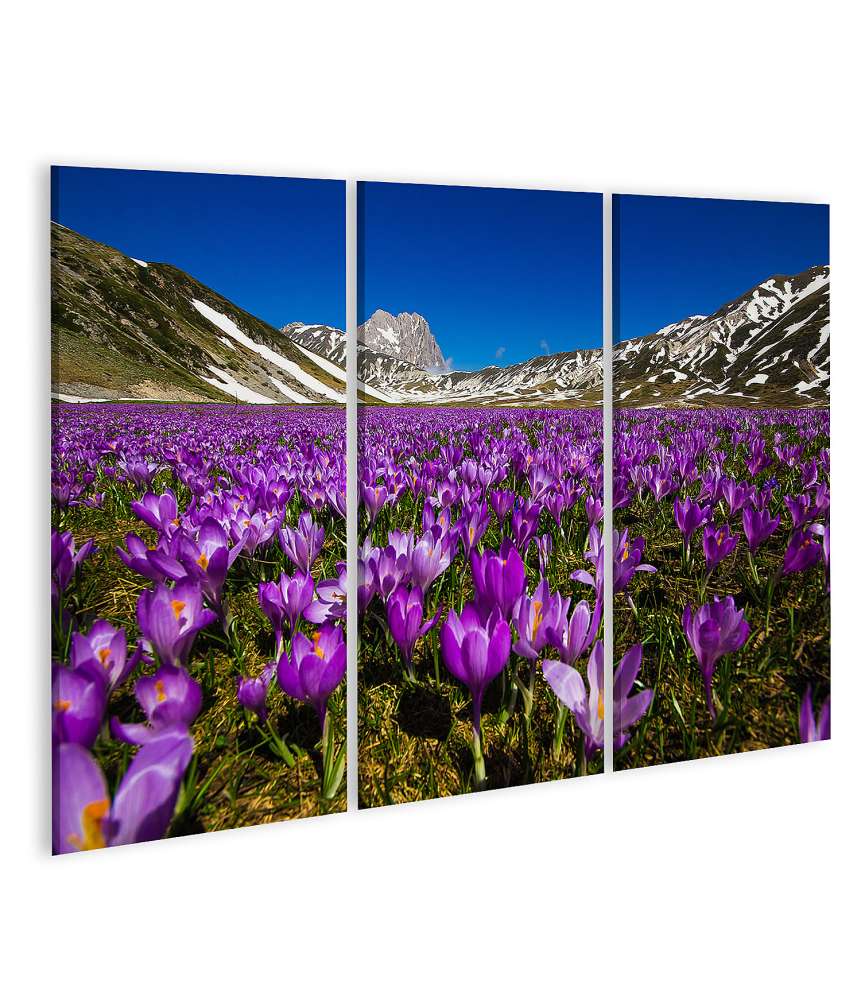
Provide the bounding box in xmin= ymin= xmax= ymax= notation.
xmin=614 ymin=194 xmax=829 ymax=343
xmin=51 ymin=167 xmax=345 ymax=329
xmin=359 ymin=182 xmax=602 ymax=370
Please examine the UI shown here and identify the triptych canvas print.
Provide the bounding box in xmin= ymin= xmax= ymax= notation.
xmin=51 ymin=167 xmax=830 ymax=853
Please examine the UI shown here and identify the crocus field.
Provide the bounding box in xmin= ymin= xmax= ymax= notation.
xmin=51 ymin=399 xmax=831 ymax=845
xmin=612 ymin=406 xmax=830 ymax=767
xmin=358 ymin=406 xmax=630 ymax=806
xmin=52 ymin=403 xmax=347 ymax=853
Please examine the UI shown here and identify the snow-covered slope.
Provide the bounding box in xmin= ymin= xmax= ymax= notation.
xmin=614 ymin=265 xmax=830 ymax=407
xmin=281 ymin=318 xmax=603 ymax=407
xmin=51 ymin=223 xmax=347 ymax=404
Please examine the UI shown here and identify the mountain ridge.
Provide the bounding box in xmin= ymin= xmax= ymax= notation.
xmin=357 ymin=308 xmax=446 ymax=370
xmin=51 ymin=223 xmax=829 ymax=409
xmin=613 ymin=264 xmax=829 ymax=407
xmin=51 ymin=223 xmax=346 ymax=405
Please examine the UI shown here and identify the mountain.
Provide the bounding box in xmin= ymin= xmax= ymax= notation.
xmin=613 ymin=265 xmax=830 ymax=407
xmin=281 ymin=321 xmax=348 ymax=366
xmin=358 ymin=309 xmax=446 ymax=370
xmin=281 ymin=309 xmax=603 ymax=406
xmin=51 ymin=223 xmax=346 ymax=404
xmin=53 ymin=223 xmax=828 ymax=410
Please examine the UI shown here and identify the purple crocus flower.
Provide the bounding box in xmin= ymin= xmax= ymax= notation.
xmin=612 ymin=643 xmax=654 ymax=751
xmin=276 ymin=624 xmax=346 ymax=728
xmin=682 ymin=596 xmax=750 ymax=718
xmin=720 ymin=478 xmax=752 ymax=518
xmin=51 ymin=529 xmax=96 ymax=606
xmin=258 ymin=571 xmax=315 ymax=651
xmin=784 ymin=492 xmax=813 ymax=528
xmin=535 ymin=532 xmax=553 ymax=577
xmin=489 ymin=488 xmax=516 ymax=523
xmin=236 ymin=663 xmax=276 ymax=723
xmin=440 ymin=604 xmax=511 ymax=775
xmin=673 ymin=496 xmax=712 ymax=553
xmin=368 ymin=544 xmax=411 ymax=601
xmin=69 ymin=619 xmax=142 ymax=694
xmin=116 ymin=532 xmax=173 ymax=584
xmin=387 ymin=529 xmax=415 ymax=562
xmin=742 ymin=506 xmax=780 ymax=553
xmin=510 ymin=499 xmax=541 ymax=550
xmin=51 ymin=471 xmax=81 ymax=510
xmin=703 ymin=522 xmax=738 ymax=573
xmin=470 ymin=538 xmax=526 ymax=619
xmin=136 ymin=580 xmax=217 ymax=667
xmin=799 ymin=686 xmax=830 ymax=743
xmin=360 ymin=482 xmax=389 ymax=526
xmin=457 ymin=501 xmax=491 ymax=555
xmin=546 ymin=598 xmax=602 ymax=666
xmin=410 ymin=529 xmax=452 ymax=593
xmin=512 ymin=579 xmax=570 ymax=661
xmin=52 ymin=665 xmax=106 ymax=748
xmin=783 ymin=527 xmax=823 ymax=575
xmin=111 ymin=665 xmax=202 ymax=745
xmin=130 ymin=488 xmax=180 ymax=535
xmin=543 ymin=640 xmax=652 ymax=756
xmin=422 ymin=500 xmax=452 ymax=536
xmin=585 ymin=495 xmax=603 ymax=526
xmin=386 ymin=584 xmax=441 ymax=677
xmin=543 ymin=490 xmax=566 ymax=527
xmin=117 ymin=456 xmax=160 ymax=489
xmin=612 ymin=529 xmax=656 ymax=594
xmin=53 ymin=731 xmax=194 ymax=853
xmin=542 ymin=640 xmax=603 ymax=760
xmin=230 ymin=508 xmax=281 ymax=556
xmin=305 ymin=563 xmax=348 ymax=624
xmin=279 ymin=512 xmax=325 ymax=575
xmin=799 ymin=460 xmax=818 ymax=492
xmin=175 ymin=517 xmax=243 ymax=610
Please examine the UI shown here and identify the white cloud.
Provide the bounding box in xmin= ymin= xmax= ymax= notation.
xmin=494 ymin=346 xmax=507 ymax=360
xmin=428 ymin=356 xmax=455 ymax=374
xmin=539 ymin=339 xmax=550 ymax=355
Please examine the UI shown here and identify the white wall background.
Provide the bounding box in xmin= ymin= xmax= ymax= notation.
xmin=2 ymin=3 xmax=857 ymax=996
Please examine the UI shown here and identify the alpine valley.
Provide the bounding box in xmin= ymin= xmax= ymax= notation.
xmin=51 ymin=223 xmax=828 ymax=408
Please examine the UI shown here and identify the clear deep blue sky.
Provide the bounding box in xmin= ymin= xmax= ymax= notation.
xmin=614 ymin=194 xmax=829 ymax=343
xmin=51 ymin=167 xmax=345 ymax=329
xmin=359 ymin=182 xmax=602 ymax=370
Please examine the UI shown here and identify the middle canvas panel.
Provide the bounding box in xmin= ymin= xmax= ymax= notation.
xmin=357 ymin=181 xmax=605 ymax=807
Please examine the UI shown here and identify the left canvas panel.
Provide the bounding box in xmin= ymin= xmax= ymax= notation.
xmin=51 ymin=167 xmax=348 ymax=853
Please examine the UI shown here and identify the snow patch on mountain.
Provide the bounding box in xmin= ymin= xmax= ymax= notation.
xmin=200 ymin=365 xmax=276 ymax=404
xmin=191 ymin=299 xmax=346 ymax=403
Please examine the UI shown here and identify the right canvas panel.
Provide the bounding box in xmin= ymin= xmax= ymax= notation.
xmin=612 ymin=194 xmax=830 ymax=769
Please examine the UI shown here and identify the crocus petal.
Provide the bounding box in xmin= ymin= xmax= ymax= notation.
xmin=110 ymin=730 xmax=194 ymax=846
xmin=53 ymin=742 xmax=110 ymax=854
xmin=542 ymin=660 xmax=587 ymax=713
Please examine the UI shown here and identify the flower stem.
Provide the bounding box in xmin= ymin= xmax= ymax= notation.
xmin=747 ymin=549 xmax=761 ymax=588
xmin=498 ymin=666 xmax=519 ymax=725
xmin=320 ymin=709 xmax=345 ymax=799
xmin=576 ymin=731 xmax=587 ymax=777
xmin=552 ymin=702 xmax=568 ymax=760
xmin=471 ymin=721 xmax=487 ymax=791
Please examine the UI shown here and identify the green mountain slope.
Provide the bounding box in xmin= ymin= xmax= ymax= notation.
xmin=51 ymin=223 xmax=345 ymax=404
